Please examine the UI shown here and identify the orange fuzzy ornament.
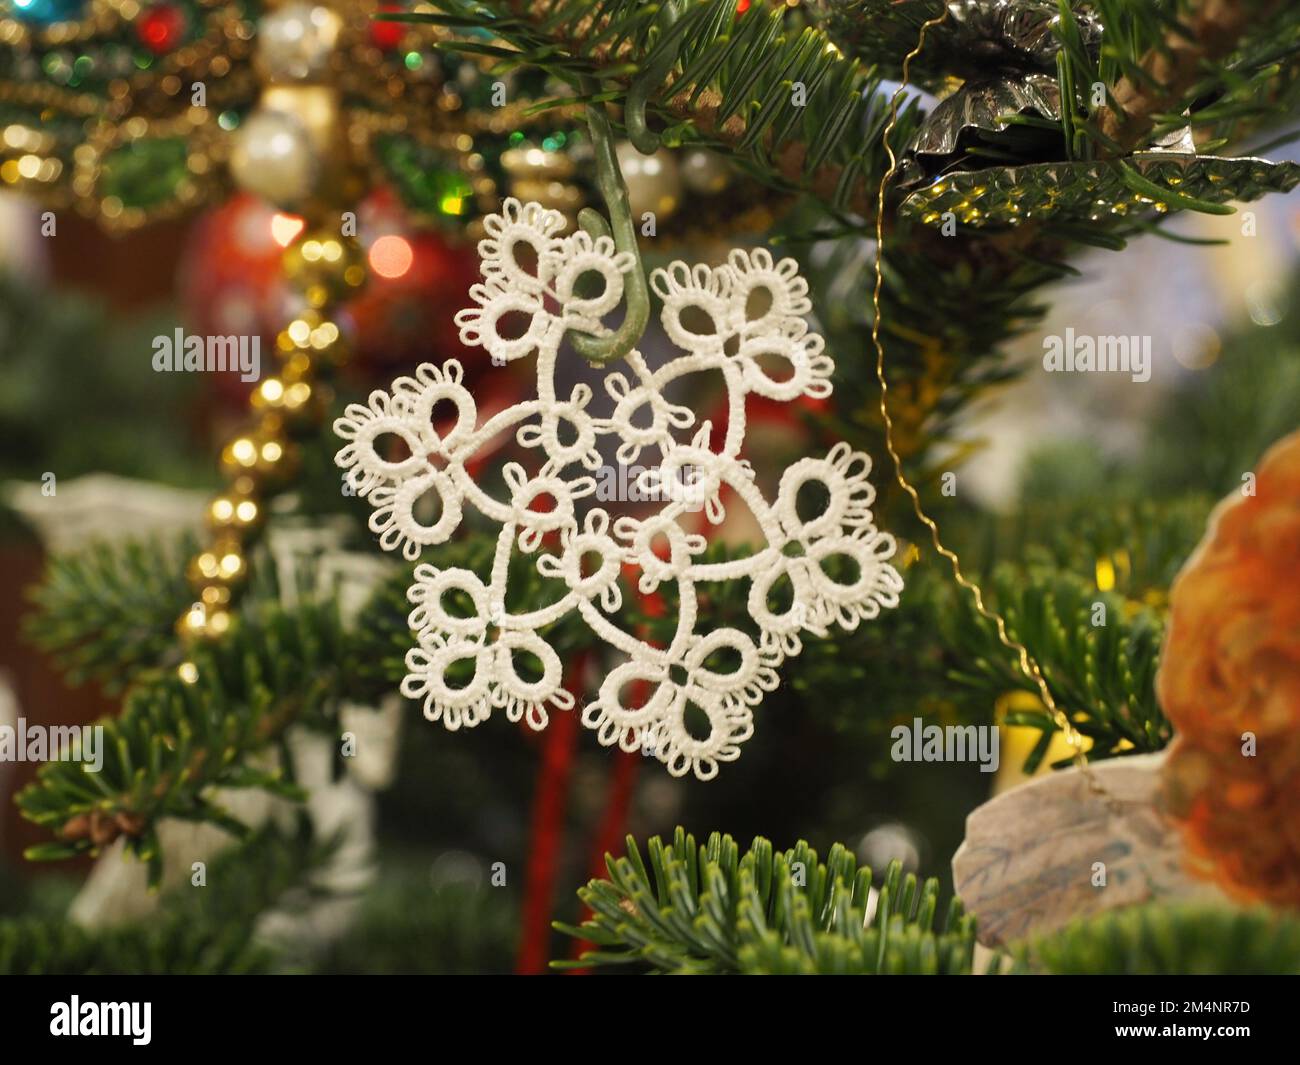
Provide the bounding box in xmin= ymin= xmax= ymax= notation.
xmin=1158 ymin=428 xmax=1300 ymax=908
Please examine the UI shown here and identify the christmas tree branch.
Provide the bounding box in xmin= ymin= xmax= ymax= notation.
xmin=0 ymin=822 xmax=335 ymax=975
xmin=16 ymin=597 xmax=352 ymax=884
xmin=15 ymin=533 xmax=603 ymax=878
xmin=944 ymin=566 xmax=1171 ymax=769
xmin=408 ymin=0 xmax=926 ymax=218
xmin=555 ymin=827 xmax=980 ymax=974
xmin=1026 ymin=902 xmax=1300 ymax=974
xmin=1097 ymin=0 xmax=1289 ymax=153
xmin=25 ymin=535 xmax=197 ymax=694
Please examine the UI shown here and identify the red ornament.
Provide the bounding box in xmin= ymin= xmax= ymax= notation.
xmin=179 ymin=195 xmax=290 ymax=408
xmin=369 ymin=4 xmax=406 ymax=51
xmin=137 ymin=4 xmax=187 ymax=56
xmin=344 ymin=187 xmax=480 ymax=369
xmin=180 ymin=188 xmax=488 ymax=410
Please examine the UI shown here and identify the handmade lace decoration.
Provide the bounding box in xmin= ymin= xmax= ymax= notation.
xmin=334 ymin=199 xmax=903 ymax=780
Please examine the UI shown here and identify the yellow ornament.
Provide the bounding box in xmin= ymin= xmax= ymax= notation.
xmin=219 ymin=424 xmax=299 ymax=485
xmin=206 ymin=486 xmax=264 ymax=535
xmin=282 ymin=230 xmax=365 ymax=308
xmin=275 ymin=309 xmax=348 ymax=365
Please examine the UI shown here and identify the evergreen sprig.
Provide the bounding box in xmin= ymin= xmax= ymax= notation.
xmin=943 ymin=565 xmax=1171 ymax=769
xmin=1027 ymin=902 xmax=1300 ymax=975
xmin=16 ymin=597 xmax=351 ymax=884
xmin=554 ymin=827 xmax=979 ymax=974
xmin=25 ymin=535 xmax=196 ymax=692
xmin=0 ymin=822 xmax=334 ymax=975
xmin=400 ymin=0 xmax=926 ymax=217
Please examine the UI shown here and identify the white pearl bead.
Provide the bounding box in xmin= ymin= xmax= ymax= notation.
xmin=229 ymin=108 xmax=319 ymax=208
xmin=256 ymin=3 xmax=342 ymax=83
xmin=615 ymin=142 xmax=682 ymax=220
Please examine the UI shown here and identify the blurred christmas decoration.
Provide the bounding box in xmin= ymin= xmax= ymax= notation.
xmin=1158 ymin=428 xmax=1300 ymax=910
xmin=900 ymin=145 xmax=1300 ymax=229
xmin=0 ymin=0 xmax=505 ymax=230
xmin=4 ymin=473 xmax=205 ymax=550
xmin=0 ymin=1 xmax=779 ymax=238
xmin=813 ymin=0 xmax=1300 ymax=228
xmin=843 ymin=0 xmax=1104 ymax=185
xmin=952 ymin=751 xmax=1226 ymax=948
xmin=179 ymin=188 xmax=480 ymax=387
xmin=177 ymin=223 xmax=363 ymax=640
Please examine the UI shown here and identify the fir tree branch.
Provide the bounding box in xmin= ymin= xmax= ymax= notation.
xmin=25 ymin=536 xmax=196 ymax=693
xmin=1097 ymin=0 xmax=1288 ymax=153
xmin=1026 ymin=902 xmax=1300 ymax=974
xmin=16 ymin=598 xmax=351 ymax=883
xmin=0 ymin=822 xmax=335 ymax=975
xmin=409 ymin=0 xmax=926 ymax=217
xmin=555 ymin=827 xmax=979 ymax=974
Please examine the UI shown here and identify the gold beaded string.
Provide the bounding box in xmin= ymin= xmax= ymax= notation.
xmin=870 ymin=9 xmax=1096 ymax=778
xmin=177 ymin=226 xmax=365 ymax=644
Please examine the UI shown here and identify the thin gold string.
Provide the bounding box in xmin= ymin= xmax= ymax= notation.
xmin=869 ymin=9 xmax=1093 ymax=775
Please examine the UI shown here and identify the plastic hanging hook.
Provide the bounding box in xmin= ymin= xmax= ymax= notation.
xmin=625 ymin=0 xmax=682 ymax=154
xmin=569 ymin=83 xmax=651 ymax=366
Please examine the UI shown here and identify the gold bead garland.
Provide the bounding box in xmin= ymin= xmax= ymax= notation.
xmin=176 ymin=225 xmax=364 ymax=641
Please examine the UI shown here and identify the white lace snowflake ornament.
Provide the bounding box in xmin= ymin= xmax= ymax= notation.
xmin=334 ymin=198 xmax=903 ymax=780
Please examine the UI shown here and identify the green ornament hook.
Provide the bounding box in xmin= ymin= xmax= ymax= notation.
xmin=569 ymin=83 xmax=651 ymax=366
xmin=625 ymin=0 xmax=681 ymax=155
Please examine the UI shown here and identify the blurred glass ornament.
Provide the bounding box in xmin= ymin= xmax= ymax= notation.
xmin=857 ymin=822 xmax=923 ymax=874
xmin=501 ymin=143 xmax=583 ymax=220
xmin=256 ymin=3 xmax=343 ymax=84
xmin=136 ymin=3 xmax=188 ymax=56
xmin=9 ymin=0 xmax=85 ymax=26
xmin=680 ymin=148 xmax=732 ymax=195
xmin=180 ymin=197 xmax=287 ymax=315
xmin=616 ymin=141 xmax=682 ymax=220
xmin=229 ymin=107 xmax=320 ymax=208
xmin=179 ymin=189 xmax=482 ymax=394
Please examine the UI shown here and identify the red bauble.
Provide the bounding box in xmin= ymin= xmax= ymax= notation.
xmin=178 ymin=194 xmax=293 ymax=407
xmin=340 ymin=186 xmax=479 ymax=369
xmin=179 ymin=188 xmax=485 ymax=409
xmin=346 ymin=234 xmax=478 ymax=368
xmin=179 ymin=195 xmax=288 ymax=335
xmin=369 ymin=4 xmax=407 ymax=51
xmin=137 ymin=4 xmax=187 ymax=55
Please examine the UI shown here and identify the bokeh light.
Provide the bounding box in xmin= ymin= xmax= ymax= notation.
xmin=369 ymin=234 xmax=414 ymax=279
